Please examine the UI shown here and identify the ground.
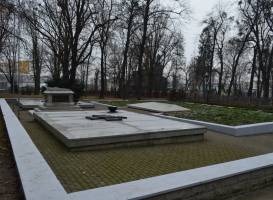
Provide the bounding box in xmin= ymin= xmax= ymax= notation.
xmin=172 ymin=102 xmax=273 ymax=126
xmin=0 ymin=115 xmax=23 ymax=200
xmin=18 ymin=110 xmax=273 ymax=193
xmin=99 ymin=100 xmax=273 ymax=126
xmin=2 ymin=98 xmax=273 ymax=199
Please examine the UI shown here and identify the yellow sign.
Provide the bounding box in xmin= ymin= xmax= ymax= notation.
xmin=19 ymin=61 xmax=30 ymax=74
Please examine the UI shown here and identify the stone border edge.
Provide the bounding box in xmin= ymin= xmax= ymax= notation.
xmin=0 ymin=99 xmax=68 ymax=200
xmin=153 ymin=114 xmax=273 ymax=136
xmin=127 ymin=104 xmax=190 ymax=113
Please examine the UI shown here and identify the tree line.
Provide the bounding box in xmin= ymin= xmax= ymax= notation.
xmin=1 ymin=0 xmax=273 ymax=100
xmin=0 ymin=0 xmax=188 ymax=98
xmin=191 ymin=0 xmax=273 ymax=100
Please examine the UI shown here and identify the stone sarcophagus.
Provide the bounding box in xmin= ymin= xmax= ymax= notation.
xmin=43 ymin=87 xmax=74 ymax=107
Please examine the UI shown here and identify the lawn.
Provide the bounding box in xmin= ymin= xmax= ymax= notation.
xmin=171 ymin=102 xmax=273 ymax=126
xmin=98 ymin=100 xmax=273 ymax=126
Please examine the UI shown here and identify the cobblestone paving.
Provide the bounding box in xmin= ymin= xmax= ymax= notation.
xmin=19 ymin=111 xmax=273 ymax=193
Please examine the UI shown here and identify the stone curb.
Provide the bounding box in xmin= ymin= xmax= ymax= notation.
xmin=152 ymin=114 xmax=273 ymax=136
xmin=0 ymin=99 xmax=68 ymax=200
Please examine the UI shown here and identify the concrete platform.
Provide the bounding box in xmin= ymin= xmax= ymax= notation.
xmin=18 ymin=99 xmax=44 ymax=109
xmin=18 ymin=99 xmax=95 ymax=110
xmin=77 ymin=101 xmax=95 ymax=109
xmin=33 ymin=110 xmax=205 ymax=150
xmin=128 ymin=102 xmax=190 ymax=113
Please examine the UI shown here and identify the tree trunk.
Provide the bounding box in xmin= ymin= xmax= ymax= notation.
xmin=227 ymin=32 xmax=250 ymax=96
xmin=31 ymin=30 xmax=41 ymax=95
xmin=248 ymin=48 xmax=257 ymax=97
xmin=217 ymin=52 xmax=224 ymax=96
xmin=208 ymin=32 xmax=217 ymax=94
xmin=136 ymin=0 xmax=151 ymax=99
xmin=120 ymin=4 xmax=135 ymax=99
xmin=94 ymin=70 xmax=99 ymax=95
xmin=263 ymin=45 xmax=273 ymax=99
xmin=100 ymin=45 xmax=105 ymax=99
xmin=257 ymin=67 xmax=261 ymax=98
xmin=85 ymin=63 xmax=89 ymax=93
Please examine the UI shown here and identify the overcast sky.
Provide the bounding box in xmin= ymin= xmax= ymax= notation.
xmin=183 ymin=0 xmax=219 ymax=63
xmin=183 ymin=0 xmax=236 ymax=63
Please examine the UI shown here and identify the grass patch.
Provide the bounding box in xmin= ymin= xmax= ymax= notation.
xmin=99 ymin=100 xmax=273 ymax=126
xmin=171 ymin=102 xmax=273 ymax=126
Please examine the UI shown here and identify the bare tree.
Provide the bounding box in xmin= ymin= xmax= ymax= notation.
xmin=118 ymin=0 xmax=139 ymax=98
xmin=24 ymin=5 xmax=44 ymax=94
xmin=0 ymin=0 xmax=14 ymax=55
xmin=96 ymin=0 xmax=116 ymax=98
xmin=22 ymin=0 xmax=111 ymax=88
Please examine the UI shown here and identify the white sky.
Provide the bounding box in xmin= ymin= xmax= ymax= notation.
xmin=183 ymin=0 xmax=219 ymax=63
xmin=183 ymin=0 xmax=236 ymax=63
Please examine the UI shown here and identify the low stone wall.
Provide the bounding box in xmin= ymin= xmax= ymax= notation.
xmin=70 ymin=153 xmax=273 ymax=200
xmin=146 ymin=167 xmax=273 ymax=200
xmin=0 ymin=99 xmax=67 ymax=200
xmin=70 ymin=134 xmax=204 ymax=151
xmin=154 ymin=114 xmax=273 ymax=136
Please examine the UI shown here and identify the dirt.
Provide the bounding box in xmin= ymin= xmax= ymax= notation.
xmin=0 ymin=115 xmax=24 ymax=200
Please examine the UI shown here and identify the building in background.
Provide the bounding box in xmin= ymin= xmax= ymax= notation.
xmin=0 ymin=60 xmax=49 ymax=92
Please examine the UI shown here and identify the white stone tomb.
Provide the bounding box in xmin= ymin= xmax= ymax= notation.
xmin=33 ymin=110 xmax=205 ymax=150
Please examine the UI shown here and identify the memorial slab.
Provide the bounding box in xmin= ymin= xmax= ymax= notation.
xmin=18 ymin=99 xmax=44 ymax=109
xmin=18 ymin=98 xmax=95 ymax=110
xmin=128 ymin=102 xmax=190 ymax=113
xmin=77 ymin=101 xmax=95 ymax=109
xmin=33 ymin=110 xmax=205 ymax=150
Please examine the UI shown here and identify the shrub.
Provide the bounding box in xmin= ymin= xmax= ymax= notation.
xmin=21 ymin=86 xmax=34 ymax=95
xmin=46 ymin=79 xmax=84 ymax=102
